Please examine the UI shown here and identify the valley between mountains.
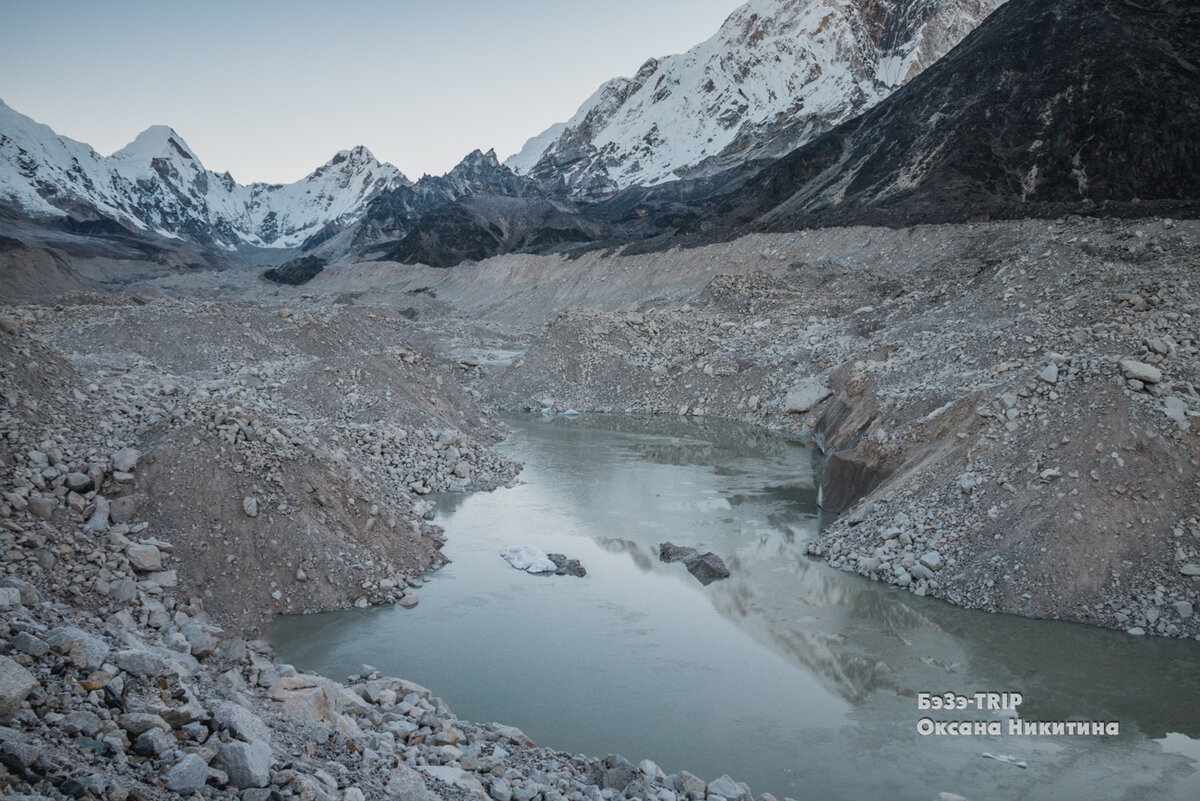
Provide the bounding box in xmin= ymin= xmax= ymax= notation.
xmin=2 ymin=0 xmax=1199 ymax=799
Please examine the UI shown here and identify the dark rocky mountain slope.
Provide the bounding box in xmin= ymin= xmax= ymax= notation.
xmin=700 ymin=0 xmax=1200 ymax=231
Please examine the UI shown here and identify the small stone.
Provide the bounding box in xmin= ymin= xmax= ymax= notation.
xmin=111 ymin=447 xmax=141 ymax=473
xmin=1173 ymin=601 xmax=1194 ymax=619
xmin=26 ymin=495 xmax=55 ymax=520
xmin=133 ymin=727 xmax=174 ymax=757
xmin=62 ymin=710 xmax=103 ymax=736
xmin=684 ymin=551 xmax=730 ymax=580
xmin=919 ymin=551 xmax=942 ymax=571
xmin=1119 ymin=359 xmax=1162 ymax=385
xmin=114 ymin=648 xmax=168 ymax=677
xmin=65 ymin=472 xmax=92 ymax=492
xmin=126 ymin=542 xmax=162 ymax=572
xmin=85 ymin=495 xmax=111 ymax=532
xmin=0 ymin=586 xmax=22 ymax=611
xmin=910 ymin=563 xmax=935 ymax=581
xmin=0 ymin=655 xmax=39 ymax=715
xmin=784 ymin=378 xmax=832 ymax=414
xmin=165 ymin=752 xmax=210 ymax=793
xmin=674 ymin=771 xmax=707 ymax=801
xmin=118 ymin=712 xmax=172 ymax=735
xmin=109 ymin=578 xmax=138 ymax=602
xmin=707 ymin=775 xmax=750 ymax=801
xmin=243 ymin=496 xmax=259 ymax=517
xmin=214 ymin=739 xmax=273 ymax=788
xmin=1180 ymin=564 xmax=1200 ymax=577
xmin=1037 ymin=364 xmax=1059 ymax=384
xmin=12 ymin=631 xmax=49 ymax=657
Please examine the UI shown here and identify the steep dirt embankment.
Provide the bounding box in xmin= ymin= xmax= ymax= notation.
xmin=483 ymin=216 xmax=1200 ymax=639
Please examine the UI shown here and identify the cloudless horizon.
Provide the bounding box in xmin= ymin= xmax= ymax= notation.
xmin=0 ymin=0 xmax=741 ymax=184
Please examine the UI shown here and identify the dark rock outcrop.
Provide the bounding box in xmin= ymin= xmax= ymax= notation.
xmin=263 ymin=255 xmax=326 ymax=285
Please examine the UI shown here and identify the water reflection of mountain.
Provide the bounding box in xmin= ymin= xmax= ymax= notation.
xmin=526 ymin=412 xmax=818 ymax=467
xmin=504 ymin=415 xmax=1200 ymax=740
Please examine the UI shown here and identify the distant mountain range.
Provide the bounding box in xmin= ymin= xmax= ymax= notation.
xmin=0 ymin=100 xmax=408 ymax=250
xmin=2 ymin=0 xmax=1198 ymax=280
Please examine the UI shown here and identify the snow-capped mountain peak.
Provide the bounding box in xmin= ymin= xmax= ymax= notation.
xmin=111 ymin=125 xmax=198 ymax=163
xmin=0 ymin=100 xmax=410 ymax=249
xmin=507 ymin=0 xmax=1006 ymax=198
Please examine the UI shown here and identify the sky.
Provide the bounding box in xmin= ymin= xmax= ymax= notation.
xmin=0 ymin=0 xmax=741 ymax=184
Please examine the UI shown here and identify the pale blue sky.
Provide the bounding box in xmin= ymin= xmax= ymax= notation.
xmin=0 ymin=0 xmax=740 ymax=183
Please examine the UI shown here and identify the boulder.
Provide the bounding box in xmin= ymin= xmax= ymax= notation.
xmin=785 ymin=378 xmax=832 ymax=413
xmin=385 ymin=763 xmax=441 ymax=801
xmin=214 ymin=739 xmax=272 ymax=788
xmin=0 ymin=656 xmax=39 ymax=716
xmin=211 ymin=701 xmax=272 ymax=745
xmin=164 ymin=753 xmax=210 ymax=793
xmin=125 ymin=542 xmax=162 ymax=572
xmin=111 ymin=447 xmax=141 ymax=473
xmin=684 ymin=551 xmax=731 ymax=580
xmin=1119 ymin=359 xmax=1162 ymax=384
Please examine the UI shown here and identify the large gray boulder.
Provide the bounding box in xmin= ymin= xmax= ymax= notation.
xmin=214 ymin=739 xmax=272 ymax=788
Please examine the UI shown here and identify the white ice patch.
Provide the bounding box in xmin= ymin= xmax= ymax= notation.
xmin=500 ymin=546 xmax=558 ymax=574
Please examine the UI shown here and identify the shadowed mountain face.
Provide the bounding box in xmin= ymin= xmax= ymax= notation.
xmin=701 ymin=0 xmax=1200 ymax=231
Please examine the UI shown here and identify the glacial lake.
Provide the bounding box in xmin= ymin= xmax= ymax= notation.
xmin=271 ymin=414 xmax=1200 ymax=801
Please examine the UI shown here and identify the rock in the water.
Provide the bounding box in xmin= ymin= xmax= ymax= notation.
xmin=660 ymin=543 xmax=730 ymax=580
xmin=214 ymin=739 xmax=272 ymax=788
xmin=684 ymin=551 xmax=730 ymax=580
xmin=547 ymin=553 xmax=587 ymax=577
xmin=784 ymin=377 xmax=832 ymax=413
xmin=0 ymin=656 xmax=39 ymax=716
xmin=500 ymin=546 xmax=558 ymax=574
xmin=165 ymin=752 xmax=210 ymax=793
xmin=659 ymin=542 xmax=698 ymax=563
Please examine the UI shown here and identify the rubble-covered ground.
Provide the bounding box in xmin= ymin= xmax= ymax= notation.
xmin=483 ymin=217 xmax=1200 ymax=640
xmin=0 ymin=215 xmax=1197 ymax=801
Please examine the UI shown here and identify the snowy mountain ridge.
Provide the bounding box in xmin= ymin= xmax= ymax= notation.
xmin=507 ymin=0 xmax=1006 ymax=198
xmin=0 ymin=100 xmax=410 ymax=249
